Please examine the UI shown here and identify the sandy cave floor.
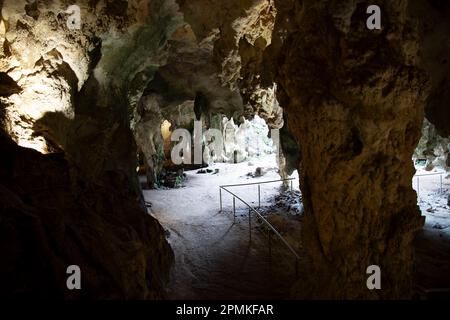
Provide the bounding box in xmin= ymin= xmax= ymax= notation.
xmin=143 ymin=155 xmax=450 ymax=299
xmin=143 ymin=154 xmax=302 ymax=299
xmin=413 ymin=168 xmax=450 ymax=293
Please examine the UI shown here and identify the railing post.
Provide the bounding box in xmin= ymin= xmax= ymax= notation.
xmin=249 ymin=208 xmax=252 ymax=241
xmin=233 ymin=197 xmax=236 ymax=223
xmin=440 ymin=174 xmax=443 ymax=194
xmin=290 ymin=180 xmax=293 ymax=192
xmin=258 ymin=184 xmax=261 ymax=208
xmin=220 ymin=179 xmax=302 ymax=280
xmin=219 ymin=188 xmax=223 ymax=212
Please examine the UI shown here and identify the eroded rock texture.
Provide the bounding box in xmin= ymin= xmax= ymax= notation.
xmin=414 ymin=119 xmax=449 ymax=170
xmin=177 ymin=0 xmax=431 ymax=298
xmin=134 ymin=0 xmax=287 ymax=185
xmin=0 ymin=0 xmax=176 ymax=298
xmin=0 ymin=132 xmax=172 ymax=299
xmin=1 ymin=0 xmax=450 ymax=300
xmin=177 ymin=0 xmax=283 ymax=128
xmin=275 ymin=1 xmax=432 ymax=299
xmin=418 ymin=0 xmax=450 ymax=137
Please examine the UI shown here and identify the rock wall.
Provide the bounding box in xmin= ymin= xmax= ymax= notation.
xmin=414 ymin=119 xmax=450 ymax=170
xmin=176 ymin=0 xmax=283 ymax=129
xmin=2 ymin=0 xmax=450 ymax=300
xmin=417 ymin=0 xmax=450 ymax=137
xmin=0 ymin=131 xmax=173 ymax=299
xmin=275 ymin=0 xmax=430 ymax=299
xmin=0 ymin=0 xmax=176 ymax=298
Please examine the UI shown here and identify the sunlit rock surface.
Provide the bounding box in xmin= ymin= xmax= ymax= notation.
xmin=0 ymin=0 xmax=178 ymax=299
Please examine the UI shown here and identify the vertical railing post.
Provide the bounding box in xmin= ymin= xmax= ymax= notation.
xmin=248 ymin=208 xmax=252 ymax=241
xmin=220 ymin=179 xmax=303 ymax=282
xmin=258 ymin=184 xmax=261 ymax=208
xmin=233 ymin=196 xmax=236 ymax=223
xmin=290 ymin=180 xmax=293 ymax=192
xmin=219 ymin=188 xmax=222 ymax=212
xmin=440 ymin=174 xmax=443 ymax=194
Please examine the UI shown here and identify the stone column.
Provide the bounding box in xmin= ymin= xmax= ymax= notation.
xmin=276 ymin=1 xmax=427 ymax=299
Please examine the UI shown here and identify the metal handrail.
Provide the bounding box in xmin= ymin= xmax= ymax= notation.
xmin=220 ymin=177 xmax=295 ymax=188
xmin=220 ymin=178 xmax=295 ymax=211
xmin=415 ymin=172 xmax=447 ymax=177
xmin=413 ymin=171 xmax=448 ymax=197
xmin=219 ymin=178 xmax=301 ymax=276
xmin=220 ymin=186 xmax=300 ymax=260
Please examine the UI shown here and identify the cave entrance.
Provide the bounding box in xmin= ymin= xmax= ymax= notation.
xmin=412 ymin=119 xmax=450 ymax=229
xmin=412 ymin=118 xmax=450 ymax=296
xmin=140 ymin=114 xmax=302 ymax=299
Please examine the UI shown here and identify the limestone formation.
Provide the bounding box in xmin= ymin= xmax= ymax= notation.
xmin=0 ymin=130 xmax=173 ymax=299
xmin=1 ymin=0 xmax=450 ymax=300
xmin=0 ymin=0 xmax=179 ymax=298
xmin=222 ymin=115 xmax=275 ymax=164
xmin=274 ymin=0 xmax=443 ymax=299
xmin=414 ymin=119 xmax=450 ymax=171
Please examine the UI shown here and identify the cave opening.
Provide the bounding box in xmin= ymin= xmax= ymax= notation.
xmin=412 ymin=118 xmax=450 ymax=295
xmin=412 ymin=118 xmax=450 ymax=223
xmin=139 ymin=112 xmax=303 ymax=299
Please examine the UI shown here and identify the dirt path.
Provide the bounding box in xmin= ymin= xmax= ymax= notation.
xmin=143 ymin=155 xmax=299 ymax=299
xmin=144 ymin=156 xmax=450 ymax=299
xmin=413 ymin=169 xmax=450 ymax=296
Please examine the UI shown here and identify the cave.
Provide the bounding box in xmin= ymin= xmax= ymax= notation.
xmin=1 ymin=0 xmax=450 ymax=302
